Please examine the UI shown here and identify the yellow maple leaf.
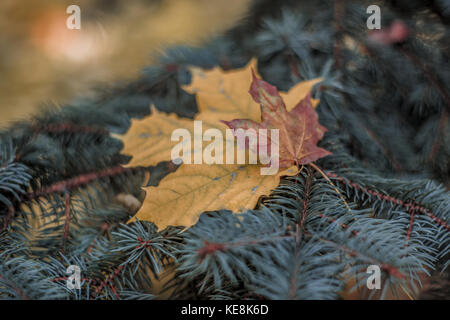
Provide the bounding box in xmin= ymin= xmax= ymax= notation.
xmin=183 ymin=58 xmax=321 ymax=123
xmin=119 ymin=106 xmax=199 ymax=168
xmin=281 ymin=78 xmax=321 ymax=111
xmin=137 ymin=164 xmax=297 ymax=228
xmin=119 ymin=59 xmax=322 ymax=230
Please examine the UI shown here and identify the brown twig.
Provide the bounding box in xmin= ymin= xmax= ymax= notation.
xmin=308 ymin=163 xmax=352 ymax=211
xmin=32 ymin=123 xmax=108 ymax=136
xmin=197 ymin=235 xmax=295 ymax=263
xmin=2 ymin=206 xmax=15 ymax=231
xmin=0 ymin=274 xmax=29 ymax=300
xmin=319 ymin=237 xmax=406 ymax=279
xmin=93 ymin=265 xmax=124 ymax=299
xmin=61 ymin=192 xmax=71 ymax=254
xmin=405 ymin=207 xmax=416 ymax=247
xmin=326 ymin=171 xmax=450 ymax=231
xmin=28 ymin=166 xmax=134 ymax=199
xmin=333 ymin=0 xmax=345 ymax=69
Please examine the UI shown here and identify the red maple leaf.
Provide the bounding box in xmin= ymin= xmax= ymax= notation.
xmin=222 ymin=71 xmax=331 ymax=168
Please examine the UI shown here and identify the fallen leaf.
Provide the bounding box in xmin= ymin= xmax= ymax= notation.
xmin=136 ymin=164 xmax=297 ymax=229
xmin=120 ymin=59 xmax=323 ymax=229
xmin=183 ymin=59 xmax=321 ymax=123
xmin=119 ymin=106 xmax=198 ymax=167
xmin=223 ymin=71 xmax=331 ymax=168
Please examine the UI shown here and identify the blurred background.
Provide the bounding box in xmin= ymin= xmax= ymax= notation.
xmin=0 ymin=0 xmax=252 ymax=124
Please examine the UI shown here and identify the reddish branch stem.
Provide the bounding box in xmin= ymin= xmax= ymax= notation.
xmin=299 ymin=173 xmax=311 ymax=231
xmin=320 ymin=237 xmax=405 ymax=279
xmin=326 ymin=171 xmax=450 ymax=231
xmin=2 ymin=206 xmax=15 ymax=231
xmin=318 ymin=213 xmax=359 ymax=236
xmin=197 ymin=235 xmax=295 ymax=262
xmin=51 ymin=277 xmax=95 ymax=283
xmin=429 ymin=109 xmax=449 ymax=160
xmin=29 ymin=166 xmax=132 ymax=199
xmin=61 ymin=192 xmax=71 ymax=253
xmin=93 ymin=265 xmax=124 ymax=299
xmin=287 ymin=52 xmax=301 ymax=78
xmin=136 ymin=237 xmax=158 ymax=249
xmin=0 ymin=274 xmax=29 ymax=300
xmin=363 ymin=126 xmax=403 ymax=172
xmin=32 ymin=123 xmax=108 ymax=136
xmin=405 ymin=207 xmax=416 ymax=247
xmin=333 ymin=0 xmax=344 ymax=69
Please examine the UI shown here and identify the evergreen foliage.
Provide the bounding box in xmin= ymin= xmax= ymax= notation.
xmin=0 ymin=0 xmax=449 ymax=299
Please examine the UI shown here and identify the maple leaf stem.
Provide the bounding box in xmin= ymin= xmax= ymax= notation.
xmin=400 ymin=284 xmax=414 ymax=300
xmin=308 ymin=163 xmax=351 ymax=212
